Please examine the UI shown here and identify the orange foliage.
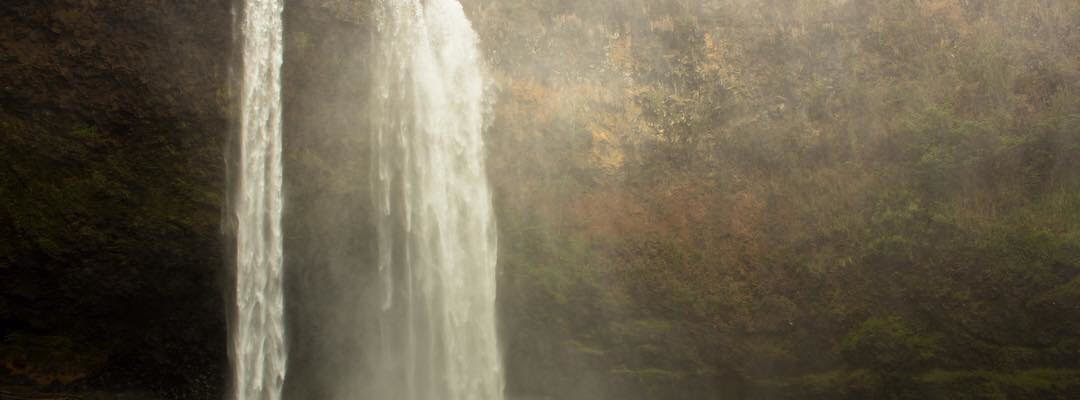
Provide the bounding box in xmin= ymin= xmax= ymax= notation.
xmin=570 ymin=178 xmax=714 ymax=247
xmin=501 ymin=75 xmax=561 ymax=127
xmin=571 ymin=189 xmax=651 ymax=240
xmin=608 ymin=34 xmax=634 ymax=72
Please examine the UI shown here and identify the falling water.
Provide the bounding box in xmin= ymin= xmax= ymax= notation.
xmin=232 ymin=0 xmax=286 ymax=399
xmin=369 ymin=1 xmax=503 ymax=399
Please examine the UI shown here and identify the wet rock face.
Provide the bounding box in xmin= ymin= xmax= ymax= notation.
xmin=1 ymin=0 xmax=233 ymax=398
xmin=278 ymin=3 xmax=375 ymax=399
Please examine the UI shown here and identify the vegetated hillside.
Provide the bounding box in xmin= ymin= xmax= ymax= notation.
xmin=0 ymin=1 xmax=232 ymax=398
xmin=462 ymin=0 xmax=1080 ymax=398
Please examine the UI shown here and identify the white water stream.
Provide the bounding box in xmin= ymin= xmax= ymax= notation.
xmin=233 ymin=0 xmax=286 ymax=399
xmin=370 ymin=1 xmax=504 ymax=399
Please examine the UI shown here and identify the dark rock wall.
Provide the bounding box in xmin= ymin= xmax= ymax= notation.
xmin=0 ymin=1 xmax=233 ymax=397
xmin=1 ymin=0 xmax=379 ymax=397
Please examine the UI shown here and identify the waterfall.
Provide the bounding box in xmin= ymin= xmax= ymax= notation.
xmin=369 ymin=1 xmax=504 ymax=399
xmin=232 ymin=0 xmax=286 ymax=399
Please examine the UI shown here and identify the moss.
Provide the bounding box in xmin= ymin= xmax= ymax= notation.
xmin=563 ymin=340 xmax=606 ymax=357
xmin=793 ymin=369 xmax=882 ymax=398
xmin=918 ymin=369 xmax=1080 ymax=399
xmin=609 ymin=367 xmax=685 ymax=383
xmin=839 ymin=316 xmax=940 ymax=371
